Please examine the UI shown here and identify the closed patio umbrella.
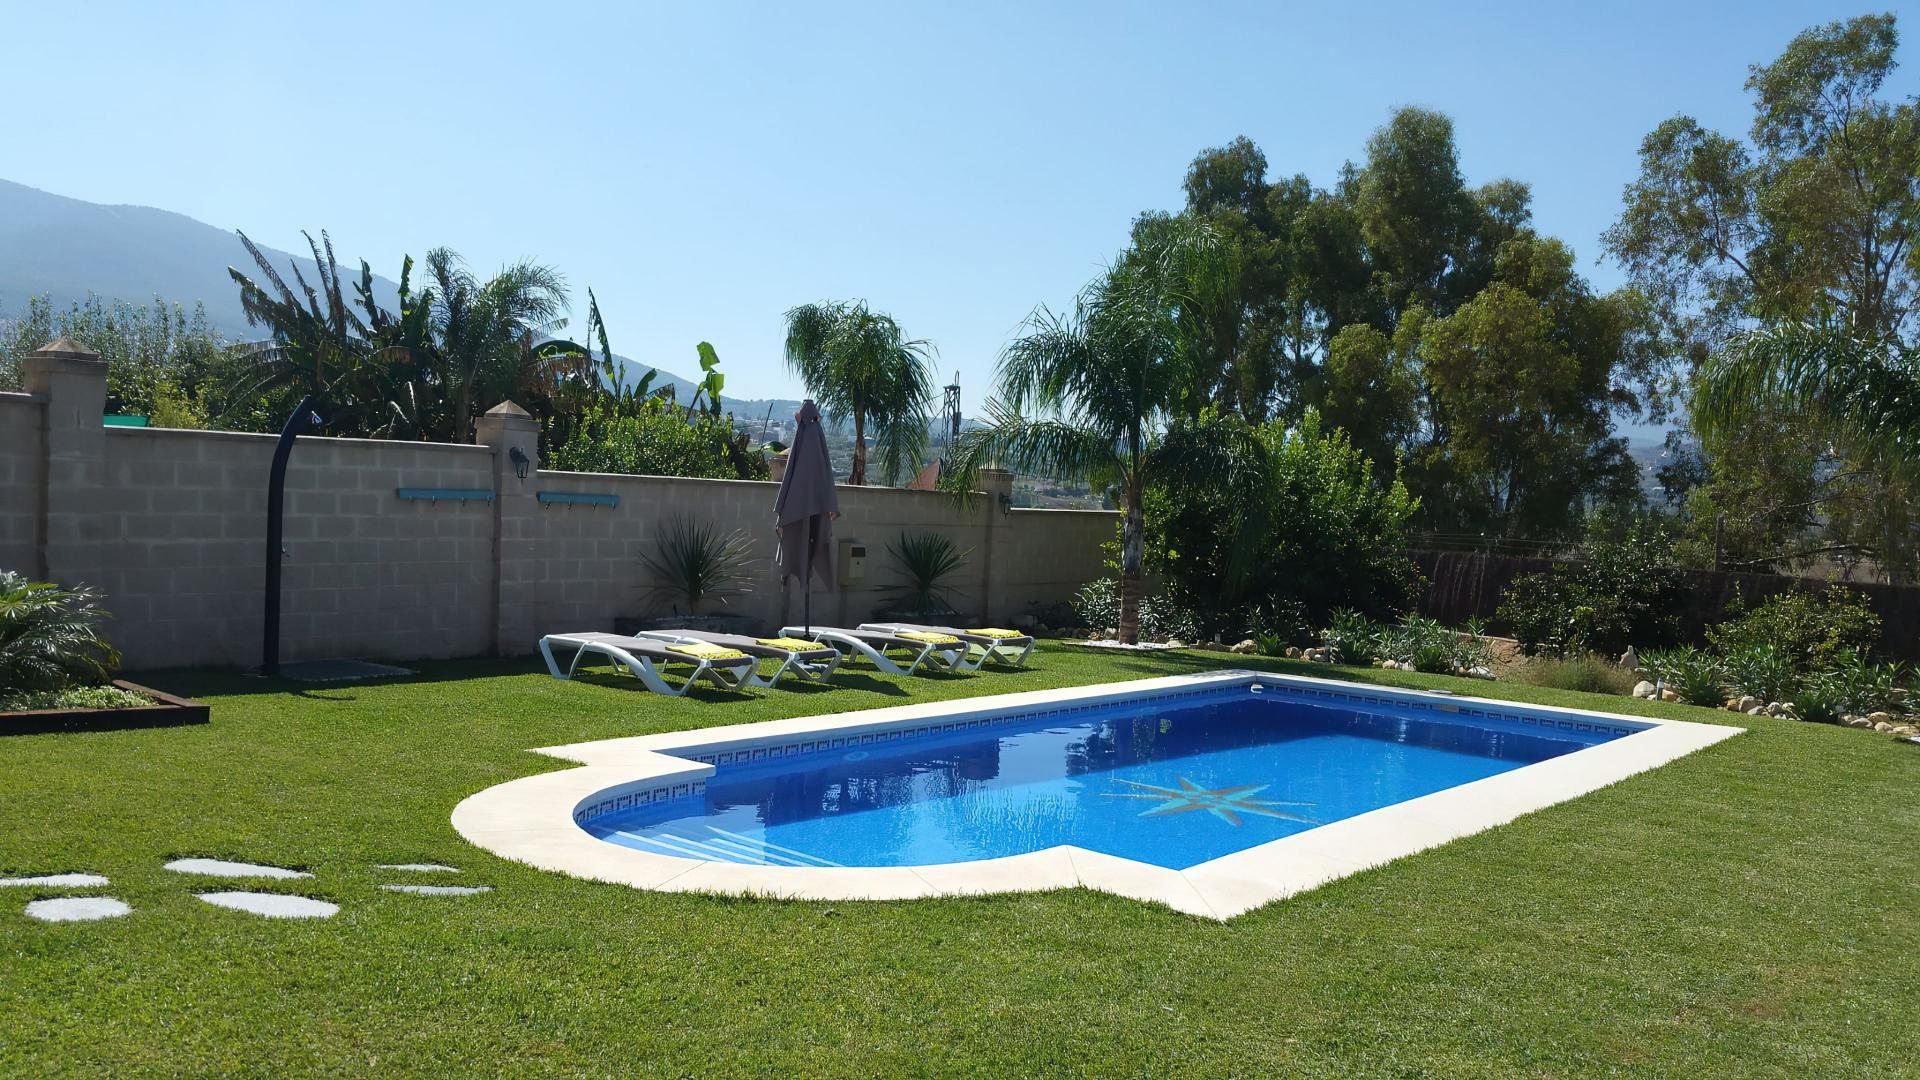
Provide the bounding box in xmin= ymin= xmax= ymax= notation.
xmin=775 ymin=399 xmax=839 ymax=632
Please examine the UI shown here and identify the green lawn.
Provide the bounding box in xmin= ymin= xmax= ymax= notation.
xmin=2 ymin=645 xmax=1915 ymax=1078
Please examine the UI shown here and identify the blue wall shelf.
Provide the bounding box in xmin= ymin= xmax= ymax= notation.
xmin=537 ymin=491 xmax=620 ymax=508
xmin=395 ymin=488 xmax=495 ymax=503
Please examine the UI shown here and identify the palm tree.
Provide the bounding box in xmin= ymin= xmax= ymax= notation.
xmin=418 ymin=248 xmax=571 ymax=443
xmin=783 ymin=301 xmax=936 ymax=485
xmin=1693 ymin=320 xmax=1920 ymax=474
xmin=945 ymin=223 xmax=1234 ymax=643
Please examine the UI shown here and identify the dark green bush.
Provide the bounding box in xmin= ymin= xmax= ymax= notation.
xmin=1495 ymin=527 xmax=1685 ymax=658
xmin=1322 ymin=609 xmax=1386 ymax=666
xmin=1382 ymin=615 xmax=1488 ymax=674
xmin=1706 ymin=588 xmax=1882 ymax=675
xmin=0 ymin=571 xmax=120 ymax=693
xmin=1720 ymin=643 xmax=1798 ymax=703
xmin=1643 ymin=646 xmax=1726 ymax=706
xmin=1145 ymin=411 xmax=1423 ymax=640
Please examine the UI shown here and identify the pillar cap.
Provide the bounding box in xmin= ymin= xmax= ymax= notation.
xmin=483 ymin=400 xmax=532 ymax=418
xmin=29 ymin=337 xmax=102 ymax=363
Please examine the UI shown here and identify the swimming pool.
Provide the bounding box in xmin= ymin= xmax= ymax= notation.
xmin=454 ymin=670 xmax=1740 ymax=918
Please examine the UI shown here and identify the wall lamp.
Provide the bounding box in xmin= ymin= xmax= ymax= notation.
xmin=997 ymin=491 xmax=1013 ymax=515
xmin=509 ymin=446 xmax=531 ymax=480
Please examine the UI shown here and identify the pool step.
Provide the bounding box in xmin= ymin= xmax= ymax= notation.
xmin=611 ymin=828 xmax=844 ymax=868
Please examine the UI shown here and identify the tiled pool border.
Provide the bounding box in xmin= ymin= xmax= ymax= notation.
xmin=451 ymin=669 xmax=1742 ymax=920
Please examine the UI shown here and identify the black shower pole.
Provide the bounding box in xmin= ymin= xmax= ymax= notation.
xmin=262 ymin=393 xmax=321 ymax=675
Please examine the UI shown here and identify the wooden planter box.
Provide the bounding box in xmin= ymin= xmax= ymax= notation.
xmin=1 ymin=680 xmax=210 ymax=736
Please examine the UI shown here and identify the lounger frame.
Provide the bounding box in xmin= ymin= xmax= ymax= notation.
xmin=634 ymin=631 xmax=843 ymax=688
xmin=539 ymin=633 xmax=752 ymax=697
xmin=858 ymin=622 xmax=1036 ymax=671
xmin=777 ymin=625 xmax=965 ymax=676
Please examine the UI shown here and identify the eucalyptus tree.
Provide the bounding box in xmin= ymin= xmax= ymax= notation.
xmin=782 ymin=300 xmax=935 ymax=485
xmin=945 ymin=222 xmax=1234 ymax=644
xmin=1606 ymin=13 xmax=1920 ymax=355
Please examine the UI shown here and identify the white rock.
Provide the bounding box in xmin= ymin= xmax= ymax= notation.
xmin=1873 ymin=721 xmax=1895 ymax=733
xmin=1166 ymin=638 xmax=1185 ymax=649
xmin=1746 ymin=706 xmax=1767 ymax=716
xmin=24 ymin=896 xmax=130 ymax=922
xmin=1735 ymin=695 xmax=1762 ymax=713
xmin=1867 ymin=711 xmax=1895 ymax=726
xmin=165 ymin=858 xmax=311 ymax=879
xmin=196 ymin=891 xmax=338 ymax=918
xmin=0 ymin=873 xmax=108 ymax=888
xmin=1658 ymin=688 xmax=1680 ymax=703
xmin=1891 ymin=725 xmax=1918 ymax=737
xmin=375 ymin=863 xmax=461 ymax=874
xmin=1632 ymin=681 xmax=1657 ymax=699
xmin=1468 ymin=666 xmax=1493 ymax=679
xmin=380 ymin=884 xmax=491 ymax=896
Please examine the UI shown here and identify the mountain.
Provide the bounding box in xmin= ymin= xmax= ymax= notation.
xmin=0 ymin=177 xmax=781 ymax=414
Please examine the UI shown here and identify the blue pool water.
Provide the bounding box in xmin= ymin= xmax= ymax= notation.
xmin=583 ymin=684 xmax=1641 ymax=870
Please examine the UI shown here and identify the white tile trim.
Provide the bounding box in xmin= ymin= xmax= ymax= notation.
xmin=451 ymin=670 xmax=1741 ymax=920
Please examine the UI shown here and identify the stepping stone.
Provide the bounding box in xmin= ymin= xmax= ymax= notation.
xmin=380 ymin=884 xmax=490 ymax=896
xmin=375 ymin=863 xmax=461 ymax=873
xmin=196 ymin=891 xmax=338 ymax=919
xmin=0 ymin=873 xmax=109 ymax=888
xmin=165 ymin=858 xmax=311 ymax=879
xmin=25 ymin=896 xmax=131 ymax=922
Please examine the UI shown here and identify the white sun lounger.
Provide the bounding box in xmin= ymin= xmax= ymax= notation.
xmin=858 ymin=622 xmax=1036 ymax=671
xmin=635 ymin=630 xmax=843 ymax=688
xmin=538 ymin=632 xmax=754 ymax=696
xmin=776 ymin=625 xmax=966 ymax=676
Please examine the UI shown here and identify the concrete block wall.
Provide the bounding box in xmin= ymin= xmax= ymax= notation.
xmin=0 ymin=392 xmax=43 ymax=574
xmin=3 ymin=341 xmax=1117 ymax=670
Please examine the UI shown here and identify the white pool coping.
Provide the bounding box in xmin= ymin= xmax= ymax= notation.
xmin=452 ymin=670 xmax=1741 ymax=920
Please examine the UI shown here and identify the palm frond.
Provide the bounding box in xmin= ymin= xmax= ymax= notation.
xmin=1695 ymin=320 xmax=1920 ymax=473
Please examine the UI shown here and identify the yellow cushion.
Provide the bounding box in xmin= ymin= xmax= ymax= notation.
xmin=665 ymin=642 xmax=748 ymax=661
xmin=756 ymin=636 xmax=821 ymax=651
xmin=965 ymin=628 xmax=1026 ymax=639
xmin=899 ymin=630 xmax=962 ymax=645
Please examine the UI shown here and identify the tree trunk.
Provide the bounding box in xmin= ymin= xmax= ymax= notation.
xmin=851 ymin=409 xmax=867 ymax=485
xmin=1118 ymin=496 xmax=1144 ymax=644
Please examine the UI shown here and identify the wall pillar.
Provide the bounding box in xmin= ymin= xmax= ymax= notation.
xmin=476 ymin=401 xmax=541 ymax=656
xmin=22 ymin=338 xmax=107 ymax=583
xmin=976 ymin=467 xmax=1014 ymax=623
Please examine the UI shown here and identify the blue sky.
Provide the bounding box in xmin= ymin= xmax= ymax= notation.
xmin=2 ymin=1 xmax=1913 ymax=409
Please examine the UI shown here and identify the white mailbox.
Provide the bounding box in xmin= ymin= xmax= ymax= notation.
xmin=837 ymin=540 xmax=867 ymax=585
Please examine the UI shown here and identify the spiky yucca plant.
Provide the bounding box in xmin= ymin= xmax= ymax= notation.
xmin=886 ymin=533 xmax=971 ymax=616
xmin=639 ymin=518 xmax=754 ymax=616
xmin=0 ymin=571 xmax=120 ymax=693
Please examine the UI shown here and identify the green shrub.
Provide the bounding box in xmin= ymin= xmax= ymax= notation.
xmin=1494 ymin=527 xmax=1685 ymax=657
xmin=1069 ymin=578 xmax=1197 ymax=642
xmin=1642 ymin=646 xmax=1726 ymax=706
xmin=0 ymin=684 xmax=148 ymax=712
xmin=1382 ymin=615 xmax=1487 ymax=674
xmin=1791 ymin=651 xmax=1903 ymax=722
xmin=547 ymin=399 xmax=745 ymax=480
xmin=1322 ymin=609 xmax=1386 ymax=666
xmin=1514 ymin=654 xmax=1637 ymax=696
xmin=1144 ymin=411 xmax=1423 ymax=640
xmin=1720 ymin=643 xmax=1798 ymax=703
xmin=0 ymin=571 xmax=120 ymax=693
xmin=1706 ymin=588 xmax=1882 ymax=675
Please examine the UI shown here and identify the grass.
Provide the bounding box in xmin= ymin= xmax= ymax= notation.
xmin=2 ymin=644 xmax=1916 ymax=1077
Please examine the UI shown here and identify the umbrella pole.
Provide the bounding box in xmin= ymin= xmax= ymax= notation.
xmin=803 ymin=517 xmax=813 ymax=634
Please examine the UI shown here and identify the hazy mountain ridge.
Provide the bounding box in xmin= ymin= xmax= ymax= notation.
xmin=0 ymin=178 xmax=783 ymax=414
